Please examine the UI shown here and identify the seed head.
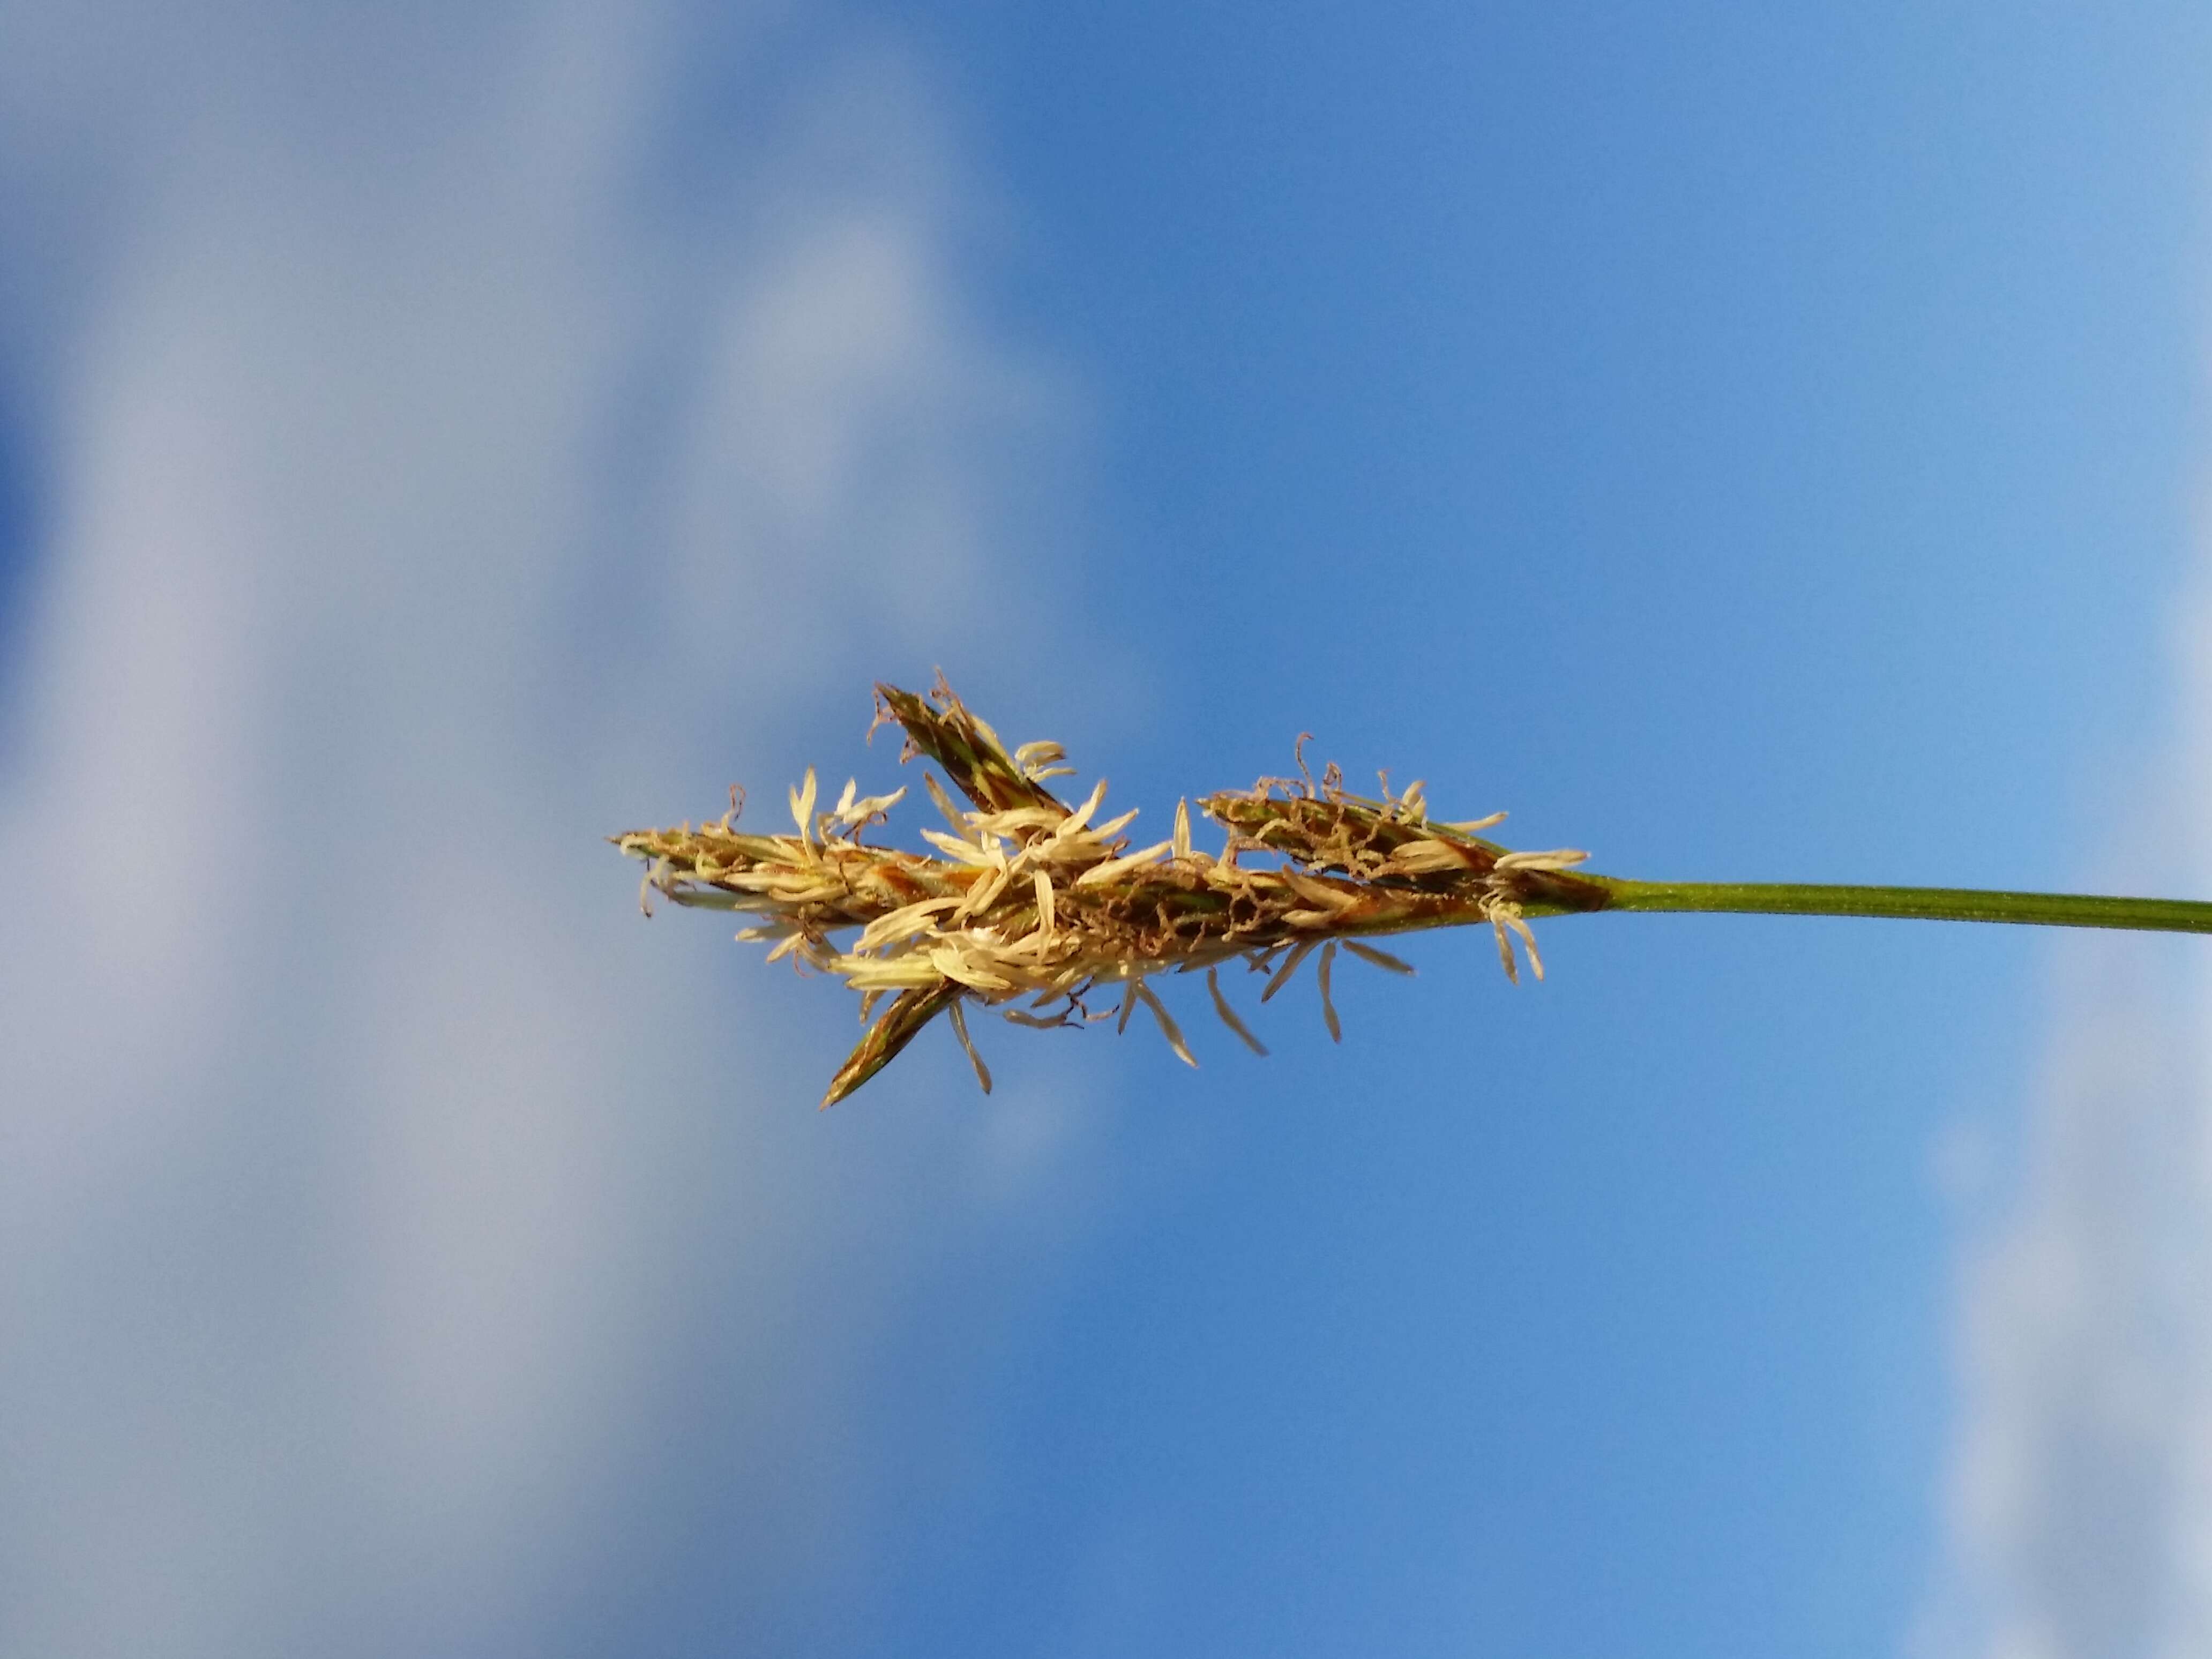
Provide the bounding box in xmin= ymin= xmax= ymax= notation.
xmin=612 ymin=678 xmax=1610 ymax=1106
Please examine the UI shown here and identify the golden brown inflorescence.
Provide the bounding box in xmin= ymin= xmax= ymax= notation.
xmin=612 ymin=678 xmax=1613 ymax=1107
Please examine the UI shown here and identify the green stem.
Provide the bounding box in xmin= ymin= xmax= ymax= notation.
xmin=1589 ymin=878 xmax=2212 ymax=936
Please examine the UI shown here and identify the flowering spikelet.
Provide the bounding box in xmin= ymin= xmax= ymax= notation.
xmin=612 ymin=677 xmax=1614 ymax=1107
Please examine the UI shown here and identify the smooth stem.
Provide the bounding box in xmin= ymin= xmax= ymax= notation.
xmin=1590 ymin=878 xmax=2212 ymax=936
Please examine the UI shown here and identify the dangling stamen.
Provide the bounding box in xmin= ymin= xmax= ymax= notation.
xmin=1342 ymin=939 xmax=1414 ymax=976
xmin=1134 ymin=981 xmax=1197 ymax=1068
xmin=1206 ymin=966 xmax=1268 ymax=1056
xmin=948 ymin=999 xmax=993 ymax=1095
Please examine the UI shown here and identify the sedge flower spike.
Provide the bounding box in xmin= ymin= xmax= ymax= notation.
xmin=614 ymin=678 xmax=2212 ymax=1108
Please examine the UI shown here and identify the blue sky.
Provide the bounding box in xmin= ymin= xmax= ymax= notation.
xmin=2 ymin=3 xmax=2209 ymax=1656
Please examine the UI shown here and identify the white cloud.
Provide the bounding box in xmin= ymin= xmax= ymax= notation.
xmin=0 ymin=4 xmax=1102 ymax=1653
xmin=1923 ymin=461 xmax=2212 ymax=1654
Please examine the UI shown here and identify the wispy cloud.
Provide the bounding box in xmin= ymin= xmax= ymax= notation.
xmin=0 ymin=5 xmax=1097 ymax=1653
xmin=1924 ymin=445 xmax=2212 ymax=1655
